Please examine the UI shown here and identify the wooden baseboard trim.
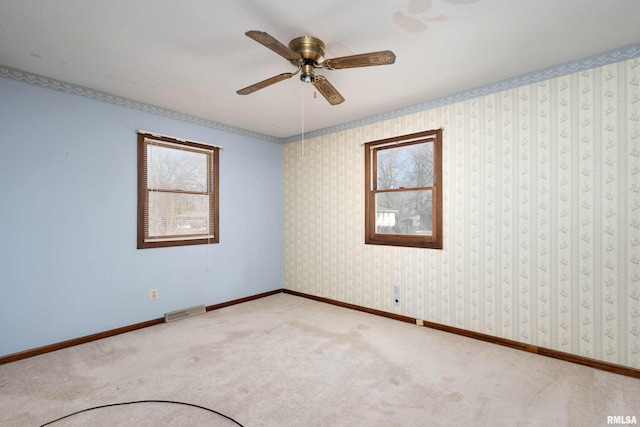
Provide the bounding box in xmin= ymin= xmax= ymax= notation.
xmin=283 ymin=289 xmax=640 ymax=379
xmin=205 ymin=289 xmax=282 ymax=312
xmin=284 ymin=289 xmax=417 ymax=324
xmin=5 ymin=288 xmax=638 ymax=378
xmin=0 ymin=289 xmax=283 ymax=365
xmin=0 ymin=317 xmax=164 ymax=365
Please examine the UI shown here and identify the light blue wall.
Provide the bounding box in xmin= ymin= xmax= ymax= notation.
xmin=0 ymin=78 xmax=283 ymax=357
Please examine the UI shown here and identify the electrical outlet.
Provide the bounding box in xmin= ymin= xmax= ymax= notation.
xmin=150 ymin=288 xmax=158 ymax=300
xmin=393 ymin=284 xmax=400 ymax=306
xmin=416 ymin=319 xmax=424 ymax=326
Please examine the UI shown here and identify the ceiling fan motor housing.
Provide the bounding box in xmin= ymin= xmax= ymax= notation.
xmin=288 ymin=36 xmax=326 ymax=63
xmin=289 ymin=36 xmax=326 ymax=82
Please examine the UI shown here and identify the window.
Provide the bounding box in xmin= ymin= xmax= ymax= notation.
xmin=364 ymin=129 xmax=442 ymax=249
xmin=137 ymin=131 xmax=219 ymax=249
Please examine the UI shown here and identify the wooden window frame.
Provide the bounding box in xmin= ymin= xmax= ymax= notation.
xmin=364 ymin=129 xmax=443 ymax=249
xmin=137 ymin=132 xmax=219 ymax=249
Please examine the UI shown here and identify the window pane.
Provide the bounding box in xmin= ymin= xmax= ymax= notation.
xmin=147 ymin=145 xmax=208 ymax=192
xmin=376 ymin=141 xmax=434 ymax=190
xmin=148 ymin=192 xmax=210 ymax=237
xmin=375 ymin=190 xmax=432 ymax=235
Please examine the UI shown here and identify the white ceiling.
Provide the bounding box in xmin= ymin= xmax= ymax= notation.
xmin=2 ymin=0 xmax=640 ymax=141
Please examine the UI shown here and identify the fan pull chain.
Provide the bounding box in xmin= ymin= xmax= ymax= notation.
xmin=301 ymin=83 xmax=305 ymax=160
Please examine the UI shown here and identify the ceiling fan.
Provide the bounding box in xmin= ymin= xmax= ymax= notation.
xmin=236 ymin=31 xmax=396 ymax=105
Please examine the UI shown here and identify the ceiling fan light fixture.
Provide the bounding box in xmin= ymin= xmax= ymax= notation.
xmin=300 ymin=62 xmax=315 ymax=83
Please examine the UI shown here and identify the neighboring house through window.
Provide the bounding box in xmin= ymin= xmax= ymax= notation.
xmin=364 ymin=129 xmax=443 ymax=249
xmin=137 ymin=131 xmax=219 ymax=249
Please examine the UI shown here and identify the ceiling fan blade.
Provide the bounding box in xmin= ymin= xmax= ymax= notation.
xmin=323 ymin=50 xmax=396 ymax=70
xmin=245 ymin=31 xmax=301 ymax=62
xmin=237 ymin=72 xmax=294 ymax=95
xmin=312 ymin=75 xmax=345 ymax=105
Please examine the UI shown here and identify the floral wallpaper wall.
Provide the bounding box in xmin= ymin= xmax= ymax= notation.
xmin=283 ymin=57 xmax=640 ymax=368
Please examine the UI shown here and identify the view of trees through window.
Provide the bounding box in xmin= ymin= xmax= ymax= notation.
xmin=375 ymin=141 xmax=434 ymax=235
xmin=147 ymin=144 xmax=210 ymax=237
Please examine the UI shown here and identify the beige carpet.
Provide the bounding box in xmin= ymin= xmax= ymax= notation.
xmin=0 ymin=293 xmax=638 ymax=426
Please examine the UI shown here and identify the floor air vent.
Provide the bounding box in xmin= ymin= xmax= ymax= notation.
xmin=164 ymin=305 xmax=206 ymax=323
